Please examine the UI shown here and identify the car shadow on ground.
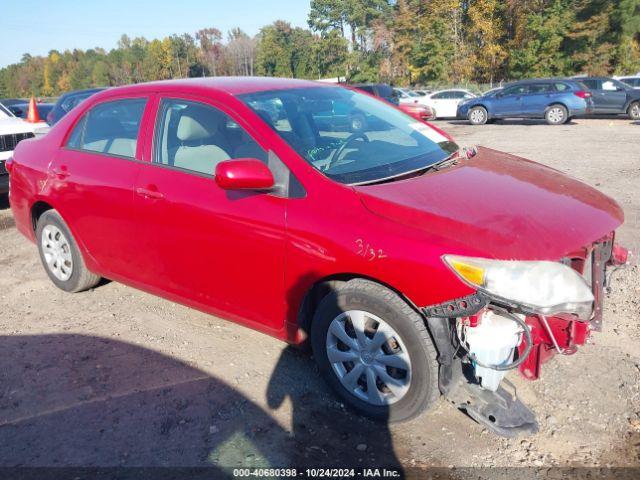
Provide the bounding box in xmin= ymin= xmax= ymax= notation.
xmin=0 ymin=334 xmax=403 ymax=475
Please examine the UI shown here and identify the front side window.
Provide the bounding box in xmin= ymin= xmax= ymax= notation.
xmin=67 ymin=98 xmax=146 ymax=158
xmin=502 ymin=85 xmax=527 ymax=96
xmin=239 ymin=86 xmax=458 ymax=185
xmin=154 ymin=99 xmax=267 ymax=176
xmin=431 ymin=92 xmax=449 ymax=99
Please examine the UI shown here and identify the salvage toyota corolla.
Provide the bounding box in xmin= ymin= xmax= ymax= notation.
xmin=7 ymin=78 xmax=629 ymax=436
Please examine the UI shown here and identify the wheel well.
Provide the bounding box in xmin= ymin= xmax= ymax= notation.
xmin=468 ymin=104 xmax=489 ymax=117
xmin=31 ymin=201 xmax=53 ymax=231
xmin=296 ymin=273 xmax=422 ymax=341
xmin=546 ymin=102 xmax=568 ymax=112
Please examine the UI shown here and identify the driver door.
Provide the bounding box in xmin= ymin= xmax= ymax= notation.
xmin=131 ymin=95 xmax=288 ymax=331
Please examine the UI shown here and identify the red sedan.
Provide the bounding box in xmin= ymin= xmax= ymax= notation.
xmin=398 ymin=102 xmax=435 ymax=121
xmin=7 ymin=78 xmax=628 ymax=436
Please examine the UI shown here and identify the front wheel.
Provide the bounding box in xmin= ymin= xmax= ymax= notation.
xmin=36 ymin=210 xmax=101 ymax=292
xmin=468 ymin=106 xmax=488 ymax=125
xmin=545 ymin=104 xmax=568 ymax=125
xmin=311 ymin=279 xmax=439 ymax=423
xmin=628 ymin=101 xmax=640 ymax=120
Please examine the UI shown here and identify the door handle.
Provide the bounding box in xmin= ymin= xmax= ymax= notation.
xmin=136 ymin=187 xmax=164 ymax=200
xmin=51 ymin=166 xmax=69 ymax=179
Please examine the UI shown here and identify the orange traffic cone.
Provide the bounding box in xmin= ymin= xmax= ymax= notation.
xmin=26 ymin=96 xmax=40 ymax=123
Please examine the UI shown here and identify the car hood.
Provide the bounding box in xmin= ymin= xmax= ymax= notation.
xmin=355 ymin=147 xmax=623 ymax=260
xmin=0 ymin=116 xmax=47 ymax=135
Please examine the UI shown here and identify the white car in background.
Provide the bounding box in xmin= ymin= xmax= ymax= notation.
xmin=419 ymin=89 xmax=477 ymax=118
xmin=0 ymin=104 xmax=49 ymax=194
xmin=615 ymin=75 xmax=640 ymax=89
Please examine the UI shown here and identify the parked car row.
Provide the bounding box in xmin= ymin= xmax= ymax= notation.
xmin=458 ymin=76 xmax=640 ymax=125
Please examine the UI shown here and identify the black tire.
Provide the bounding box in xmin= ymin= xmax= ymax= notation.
xmin=468 ymin=106 xmax=488 ymax=125
xmin=545 ymin=104 xmax=568 ymax=125
xmin=628 ymin=101 xmax=640 ymax=120
xmin=36 ymin=209 xmax=101 ymax=293
xmin=310 ymin=278 xmax=439 ymax=423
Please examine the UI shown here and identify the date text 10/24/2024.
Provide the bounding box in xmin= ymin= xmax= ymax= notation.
xmin=232 ymin=468 xmax=402 ymax=478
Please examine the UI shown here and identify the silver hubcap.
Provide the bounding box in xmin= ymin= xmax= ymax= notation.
xmin=548 ymin=107 xmax=564 ymax=124
xmin=470 ymin=109 xmax=485 ymax=123
xmin=326 ymin=310 xmax=412 ymax=406
xmin=631 ymin=104 xmax=640 ymax=119
xmin=41 ymin=225 xmax=73 ymax=281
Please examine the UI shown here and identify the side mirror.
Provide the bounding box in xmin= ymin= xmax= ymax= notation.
xmin=215 ymin=158 xmax=274 ymax=191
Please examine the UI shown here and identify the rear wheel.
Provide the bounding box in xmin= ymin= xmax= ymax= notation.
xmin=628 ymin=101 xmax=640 ymax=120
xmin=545 ymin=104 xmax=568 ymax=125
xmin=468 ymin=106 xmax=488 ymax=125
xmin=36 ymin=210 xmax=101 ymax=292
xmin=311 ymin=279 xmax=439 ymax=422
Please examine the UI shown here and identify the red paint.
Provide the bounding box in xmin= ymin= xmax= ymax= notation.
xmin=8 ymin=78 xmax=625 ymax=353
xmin=518 ymin=315 xmax=591 ymax=380
xmin=398 ymin=103 xmax=434 ymax=122
xmin=215 ymin=159 xmax=274 ymax=191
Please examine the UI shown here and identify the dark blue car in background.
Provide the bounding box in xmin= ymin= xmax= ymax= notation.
xmin=46 ymin=87 xmax=106 ymax=125
xmin=457 ymin=79 xmax=593 ymax=125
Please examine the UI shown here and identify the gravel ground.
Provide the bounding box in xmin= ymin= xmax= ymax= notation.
xmin=0 ymin=117 xmax=638 ymax=473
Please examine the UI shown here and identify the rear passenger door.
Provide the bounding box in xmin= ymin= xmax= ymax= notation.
xmin=131 ymin=96 xmax=288 ymax=331
xmin=521 ymin=83 xmax=553 ymax=117
xmin=49 ymin=96 xmax=149 ymax=279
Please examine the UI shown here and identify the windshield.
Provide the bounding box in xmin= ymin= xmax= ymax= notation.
xmin=0 ymin=103 xmax=13 ymax=118
xmin=238 ymin=86 xmax=457 ymax=184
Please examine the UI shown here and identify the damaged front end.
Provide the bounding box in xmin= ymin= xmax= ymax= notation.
xmin=423 ymin=235 xmax=630 ymax=437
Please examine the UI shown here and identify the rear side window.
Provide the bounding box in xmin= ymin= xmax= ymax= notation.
xmin=554 ymin=83 xmax=570 ymax=92
xmin=431 ymin=92 xmax=449 ymax=99
xmin=501 ymin=85 xmax=527 ymax=96
xmin=376 ymin=85 xmax=393 ymax=98
xmin=526 ymin=83 xmax=552 ymax=93
xmin=66 ymin=98 xmax=147 ymax=159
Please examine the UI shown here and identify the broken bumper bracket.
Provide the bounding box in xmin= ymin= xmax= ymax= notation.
xmin=442 ymin=361 xmax=539 ymax=437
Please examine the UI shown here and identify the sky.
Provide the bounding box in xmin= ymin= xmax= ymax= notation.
xmin=0 ymin=0 xmax=311 ymax=68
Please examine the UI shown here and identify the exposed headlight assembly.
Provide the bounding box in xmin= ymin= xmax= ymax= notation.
xmin=443 ymin=255 xmax=594 ymax=319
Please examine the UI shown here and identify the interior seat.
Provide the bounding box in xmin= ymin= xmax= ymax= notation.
xmin=174 ymin=107 xmax=231 ymax=174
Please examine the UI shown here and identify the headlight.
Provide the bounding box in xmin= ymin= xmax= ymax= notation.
xmin=443 ymin=255 xmax=594 ymax=319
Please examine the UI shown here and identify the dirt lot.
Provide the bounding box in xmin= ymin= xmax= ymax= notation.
xmin=0 ymin=118 xmax=639 ymax=473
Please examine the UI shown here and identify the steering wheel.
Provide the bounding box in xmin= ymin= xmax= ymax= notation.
xmin=326 ymin=132 xmax=369 ymax=170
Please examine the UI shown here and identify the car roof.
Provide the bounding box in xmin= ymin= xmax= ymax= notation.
xmin=59 ymin=87 xmax=108 ymax=99
xmin=99 ymin=77 xmax=330 ymax=98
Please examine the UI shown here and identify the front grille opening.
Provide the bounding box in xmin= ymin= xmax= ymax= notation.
xmin=0 ymin=132 xmax=35 ymax=153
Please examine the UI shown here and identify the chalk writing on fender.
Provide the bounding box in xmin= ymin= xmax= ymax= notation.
xmin=355 ymin=239 xmax=387 ymax=262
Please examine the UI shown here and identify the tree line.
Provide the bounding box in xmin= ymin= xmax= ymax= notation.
xmin=1 ymin=0 xmax=639 ymax=98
